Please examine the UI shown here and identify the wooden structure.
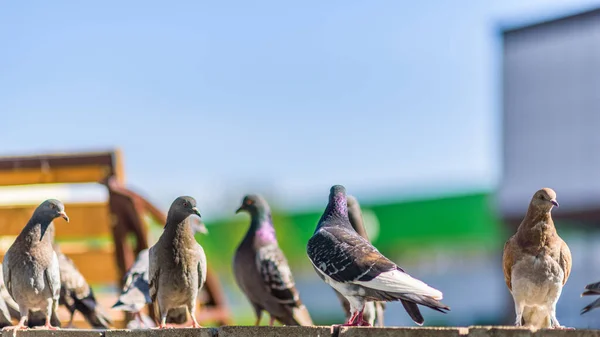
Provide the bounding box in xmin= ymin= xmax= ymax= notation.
xmin=0 ymin=150 xmax=231 ymax=328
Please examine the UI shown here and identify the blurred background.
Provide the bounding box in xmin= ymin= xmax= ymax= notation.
xmin=2 ymin=0 xmax=600 ymax=329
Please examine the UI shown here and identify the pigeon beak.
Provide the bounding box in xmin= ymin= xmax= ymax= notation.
xmin=235 ymin=205 xmax=244 ymax=214
xmin=191 ymin=207 xmax=202 ymax=218
xmin=551 ymin=199 xmax=559 ymax=207
xmin=58 ymin=211 xmax=69 ymax=222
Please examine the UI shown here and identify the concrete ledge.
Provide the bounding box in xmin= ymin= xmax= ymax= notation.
xmin=219 ymin=326 xmax=331 ymax=337
xmin=0 ymin=326 xmax=599 ymax=336
xmin=338 ymin=327 xmax=467 ymax=337
xmin=105 ymin=328 xmax=216 ymax=337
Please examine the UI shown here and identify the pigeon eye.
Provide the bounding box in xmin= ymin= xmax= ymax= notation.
xmin=245 ymin=199 xmax=253 ymax=205
xmin=50 ymin=204 xmax=56 ymax=209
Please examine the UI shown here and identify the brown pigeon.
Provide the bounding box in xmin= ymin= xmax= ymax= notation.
xmin=502 ymin=188 xmax=571 ymax=329
xmin=149 ymin=196 xmax=207 ymax=329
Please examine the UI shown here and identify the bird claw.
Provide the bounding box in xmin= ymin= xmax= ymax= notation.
xmin=358 ymin=319 xmax=371 ymax=326
xmin=153 ymin=324 xmax=174 ymax=329
xmin=554 ymin=326 xmax=575 ymax=330
xmin=1 ymin=325 xmax=27 ymax=331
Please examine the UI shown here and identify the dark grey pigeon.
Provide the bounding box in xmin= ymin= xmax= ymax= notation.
xmin=54 ymin=245 xmax=112 ymax=328
xmin=2 ymin=199 xmax=69 ymax=333
xmin=233 ymin=195 xmax=313 ymax=326
xmin=307 ymin=185 xmax=449 ymax=326
xmin=332 ymin=195 xmax=386 ymax=327
xmin=581 ymin=281 xmax=600 ymax=314
xmin=113 ymin=217 xmax=207 ymax=328
xmin=149 ymin=196 xmax=207 ymax=328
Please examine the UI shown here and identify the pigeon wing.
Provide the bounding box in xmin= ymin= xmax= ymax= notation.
xmin=307 ymin=226 xmax=396 ymax=284
xmin=45 ymin=251 xmax=61 ymax=300
xmin=559 ymin=238 xmax=572 ymax=286
xmin=257 ymin=244 xmax=301 ymax=306
xmin=308 ymin=226 xmax=442 ymax=299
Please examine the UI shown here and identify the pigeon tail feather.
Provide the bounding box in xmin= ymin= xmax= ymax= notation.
xmin=292 ymin=305 xmax=313 ymax=326
xmin=355 ymin=268 xmax=443 ymax=300
xmin=581 ymin=298 xmax=600 ymax=315
xmin=400 ymin=300 xmax=424 ymax=325
xmin=74 ymin=290 xmax=112 ymax=328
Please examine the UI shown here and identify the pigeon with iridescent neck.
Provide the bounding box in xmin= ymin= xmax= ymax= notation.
xmin=233 ymin=195 xmax=313 ymax=326
xmin=332 ymin=195 xmax=386 ymax=327
xmin=2 ymin=199 xmax=69 ymax=333
xmin=307 ymin=185 xmax=449 ymax=327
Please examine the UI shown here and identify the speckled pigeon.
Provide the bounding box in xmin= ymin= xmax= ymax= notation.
xmin=233 ymin=194 xmax=313 ymax=326
xmin=2 ymin=199 xmax=69 ymax=332
xmin=149 ymin=196 xmax=207 ymax=329
xmin=332 ymin=195 xmax=386 ymax=327
xmin=307 ymin=185 xmax=449 ymax=326
xmin=54 ymin=245 xmax=112 ymax=328
xmin=112 ymin=248 xmax=152 ymax=326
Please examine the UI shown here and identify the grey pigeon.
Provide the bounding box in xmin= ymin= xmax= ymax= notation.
xmin=332 ymin=195 xmax=386 ymax=327
xmin=581 ymin=281 xmax=600 ymax=315
xmin=113 ymin=217 xmax=208 ymax=328
xmin=112 ymin=249 xmax=152 ymax=326
xmin=0 ymin=264 xmax=20 ymax=322
xmin=233 ymin=195 xmax=313 ymax=326
xmin=149 ymin=196 xmax=207 ymax=328
xmin=307 ymin=185 xmax=449 ymax=326
xmin=54 ymin=245 xmax=112 ymax=328
xmin=2 ymin=199 xmax=69 ymax=332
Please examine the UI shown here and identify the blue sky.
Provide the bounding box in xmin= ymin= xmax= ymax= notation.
xmin=0 ymin=0 xmax=598 ymax=217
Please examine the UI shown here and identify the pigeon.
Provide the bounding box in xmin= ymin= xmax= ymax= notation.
xmin=502 ymin=188 xmax=571 ymax=329
xmin=332 ymin=195 xmax=386 ymax=327
xmin=233 ymin=195 xmax=313 ymax=326
xmin=54 ymin=245 xmax=112 ymax=329
xmin=112 ymin=248 xmax=152 ymax=326
xmin=112 ymin=217 xmax=207 ymax=328
xmin=149 ymin=196 xmax=207 ymax=329
xmin=2 ymin=199 xmax=69 ymax=332
xmin=0 ymin=265 xmax=20 ymax=322
xmin=307 ymin=185 xmax=449 ymax=326
xmin=0 ymin=266 xmax=13 ymax=328
xmin=581 ymin=281 xmax=600 ymax=314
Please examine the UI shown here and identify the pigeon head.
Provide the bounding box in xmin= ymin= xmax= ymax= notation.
xmin=346 ymin=194 xmax=369 ymax=240
xmin=530 ymin=188 xmax=559 ymax=211
xmin=235 ymin=194 xmax=270 ymax=216
xmin=346 ymin=195 xmax=359 ymax=213
xmin=167 ymin=196 xmax=203 ymax=226
xmin=328 ymin=185 xmax=348 ymax=214
xmin=34 ymin=199 xmax=69 ymax=223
